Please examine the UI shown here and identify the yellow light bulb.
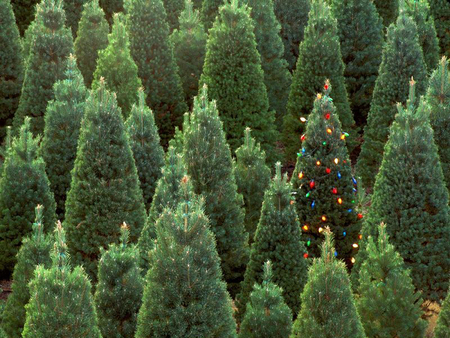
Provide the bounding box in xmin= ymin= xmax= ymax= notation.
xmin=341 ymin=134 xmax=346 ymax=140
xmin=351 ymin=257 xmax=356 ymax=264
xmin=303 ymin=225 xmax=309 ymax=231
xmin=316 ymin=161 xmax=321 ymax=166
xmin=338 ymin=198 xmax=343 ymax=205
xmin=353 ymin=243 xmax=359 ymax=248
xmin=298 ymin=171 xmax=304 ymax=179
xmin=334 ymin=158 xmax=339 ymax=165
xmin=318 ymin=227 xmax=323 ymax=233
xmin=326 ymin=128 xmax=332 ymax=134
xmin=300 ymin=117 xmax=307 ymax=123
xmin=321 ymin=216 xmax=327 ymax=222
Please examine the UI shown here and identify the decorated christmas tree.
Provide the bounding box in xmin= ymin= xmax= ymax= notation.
xmin=291 ymin=228 xmax=365 ymax=338
xmin=95 ymin=223 xmax=143 ymax=338
xmin=0 ymin=118 xmax=56 ymax=276
xmin=234 ymin=128 xmax=271 ymax=244
xmin=283 ymin=0 xmax=356 ymax=163
xmin=238 ymin=261 xmax=292 ymax=338
xmin=40 ymin=55 xmax=88 ymax=221
xmin=1 ymin=206 xmax=52 ymax=338
xmin=291 ymin=81 xmax=362 ymax=265
xmin=357 ymin=223 xmax=427 ymax=338
xmin=22 ymin=221 xmax=102 ymax=338
xmin=135 ymin=177 xmax=237 ymax=338
xmin=236 ymin=162 xmax=308 ymax=322
xmin=436 ymin=288 xmax=450 ymax=338
xmin=356 ymin=10 xmax=427 ymax=188
xmin=74 ymin=0 xmax=109 ymax=87
xmin=183 ymin=85 xmax=248 ymax=297
xmin=12 ymin=0 xmax=73 ymax=136
xmin=429 ymin=0 xmax=450 ymax=58
xmin=64 ymin=79 xmax=146 ymax=282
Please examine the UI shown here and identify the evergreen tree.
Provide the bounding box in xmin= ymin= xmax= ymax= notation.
xmin=135 ymin=177 xmax=237 ymax=338
xmin=10 ymin=0 xmax=39 ymax=35
xmin=238 ymin=261 xmax=292 ymax=338
xmin=273 ymin=0 xmax=310 ymax=72
xmin=95 ymin=223 xmax=143 ymax=338
xmin=436 ymin=288 xmax=450 ymax=338
xmin=0 ymin=0 xmax=23 ymax=141
xmin=244 ymin=0 xmax=291 ymax=125
xmin=405 ymin=0 xmax=439 ymax=74
xmin=137 ymin=147 xmax=189 ymax=273
xmin=22 ymin=221 xmax=102 ymax=338
xmin=183 ymin=85 xmax=248 ymax=297
xmin=291 ymin=81 xmax=362 ymax=265
xmin=74 ymin=0 xmax=109 ymax=87
xmin=429 ymin=0 xmax=450 ymax=58
xmin=0 ymin=118 xmax=56 ymax=277
xmin=64 ymin=79 xmax=146 ymax=282
xmin=125 ymin=89 xmax=165 ymax=211
xmin=126 ymin=0 xmax=188 ymax=147
xmin=373 ymin=0 xmax=398 ymax=27
xmin=427 ymin=57 xmax=450 ymax=193
xmin=234 ymin=127 xmax=271 ymax=244
xmin=40 ymin=55 xmax=88 ymax=221
xmin=200 ymin=0 xmax=223 ymax=30
xmin=283 ymin=0 xmax=356 ymax=164
xmin=93 ymin=14 xmax=141 ymax=118
xmin=21 ymin=19 xmax=37 ymax=66
xmin=353 ymin=80 xmax=450 ymax=302
xmin=1 ymin=206 xmax=52 ymax=338
xmin=13 ymin=0 xmax=73 ymax=136
xmin=329 ymin=0 xmax=383 ymax=126
xmin=163 ymin=0 xmax=184 ymax=31
xmin=356 ymin=11 xmax=427 ymax=188
xmin=236 ymin=162 xmax=308 ymax=322
xmin=200 ymin=0 xmax=278 ymax=162
xmin=170 ymin=0 xmax=207 ymax=109
xmin=291 ymin=228 xmax=365 ymax=338
xmin=357 ymin=223 xmax=427 ymax=338
xmin=63 ymin=0 xmax=87 ymax=37
xmin=99 ymin=0 xmax=123 ymax=26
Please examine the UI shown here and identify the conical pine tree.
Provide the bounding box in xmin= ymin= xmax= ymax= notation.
xmin=93 ymin=14 xmax=141 ymax=118
xmin=135 ymin=177 xmax=237 ymax=338
xmin=40 ymin=55 xmax=88 ymax=221
xmin=238 ymin=261 xmax=292 ymax=338
xmin=0 ymin=0 xmax=23 ymax=141
xmin=74 ymin=0 xmax=109 ymax=87
xmin=183 ymin=85 xmax=248 ymax=297
xmin=436 ymin=288 xmax=450 ymax=338
xmin=291 ymin=228 xmax=366 ymax=338
xmin=99 ymin=0 xmax=123 ymax=26
xmin=244 ymin=0 xmax=291 ymax=124
xmin=273 ymin=0 xmax=310 ymax=72
xmin=170 ymin=0 xmax=207 ymax=109
xmin=200 ymin=0 xmax=223 ymax=30
xmin=356 ymin=11 xmax=427 ymax=188
xmin=0 ymin=118 xmax=56 ymax=277
xmin=353 ymin=80 xmax=450 ymax=303
xmin=125 ymin=89 xmax=165 ymax=211
xmin=427 ymin=57 xmax=450 ymax=193
xmin=357 ymin=223 xmax=427 ymax=338
xmin=283 ymin=0 xmax=356 ymax=164
xmin=329 ymin=0 xmax=383 ymax=126
xmin=234 ymin=127 xmax=271 ymax=244
xmin=126 ymin=0 xmax=188 ymax=146
xmin=429 ymin=0 xmax=450 ymax=58
xmin=64 ymin=79 xmax=146 ymax=282
xmin=10 ymin=0 xmax=39 ymax=35
xmin=95 ymin=223 xmax=143 ymax=338
xmin=236 ymin=162 xmax=308 ymax=323
xmin=291 ymin=81 xmax=362 ymax=265
xmin=1 ymin=206 xmax=52 ymax=338
xmin=200 ymin=0 xmax=278 ymax=163
xmin=12 ymin=0 xmax=73 ymax=136
xmin=22 ymin=221 xmax=102 ymax=338
xmin=163 ymin=0 xmax=184 ymax=31
xmin=374 ymin=0 xmax=398 ymax=27
xmin=63 ymin=0 xmax=87 ymax=37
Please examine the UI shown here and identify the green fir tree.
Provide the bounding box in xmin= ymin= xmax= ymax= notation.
xmin=99 ymin=0 xmax=123 ymax=25
xmin=429 ymin=0 xmax=450 ymax=58
xmin=64 ymin=79 xmax=146 ymax=282
xmin=63 ymin=0 xmax=87 ymax=37
xmin=373 ymin=0 xmax=398 ymax=27
xmin=10 ymin=0 xmax=39 ymax=35
xmin=40 ymin=55 xmax=88 ymax=221
xmin=163 ymin=0 xmax=184 ymax=31
xmin=200 ymin=0 xmax=223 ymax=30
xmin=436 ymin=288 xmax=450 ymax=338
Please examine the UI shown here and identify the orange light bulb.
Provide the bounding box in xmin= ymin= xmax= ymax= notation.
xmin=326 ymin=128 xmax=332 ymax=134
xmin=321 ymin=216 xmax=327 ymax=222
xmin=316 ymin=160 xmax=321 ymax=166
xmin=302 ymin=225 xmax=309 ymax=231
xmin=298 ymin=171 xmax=304 ymax=179
xmin=338 ymin=198 xmax=343 ymax=205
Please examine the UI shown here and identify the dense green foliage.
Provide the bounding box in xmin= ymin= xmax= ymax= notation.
xmin=74 ymin=0 xmax=109 ymax=87
xmin=99 ymin=0 xmax=124 ymax=25
xmin=429 ymin=0 xmax=450 ymax=58
xmin=291 ymin=229 xmax=365 ymax=338
xmin=126 ymin=0 xmax=187 ymax=146
xmin=356 ymin=12 xmax=427 ymax=188
xmin=40 ymin=56 xmax=88 ymax=221
xmin=0 ymin=118 xmax=56 ymax=277
xmin=95 ymin=224 xmax=143 ymax=338
xmin=283 ymin=0 xmax=356 ymax=163
xmin=10 ymin=0 xmax=39 ymax=35
xmin=237 ymin=163 xmax=308 ymax=323
xmin=373 ymin=0 xmax=398 ymax=27
xmin=200 ymin=0 xmax=278 ymax=162
xmin=436 ymin=287 xmax=450 ymax=338
xmin=183 ymin=86 xmax=248 ymax=297
xmin=0 ymin=0 xmax=23 ymax=141
xmin=135 ymin=177 xmax=237 ymax=338
xmin=64 ymin=80 xmax=146 ymax=282
xmin=238 ymin=261 xmax=292 ymax=338
xmin=63 ymin=0 xmax=87 ymax=37
xmin=200 ymin=0 xmax=223 ymax=30
xmin=234 ymin=128 xmax=271 ymax=244
xmin=163 ymin=0 xmax=184 ymax=31
xmin=1 ymin=206 xmax=52 ymax=338
xmin=12 ymin=0 xmax=73 ymax=136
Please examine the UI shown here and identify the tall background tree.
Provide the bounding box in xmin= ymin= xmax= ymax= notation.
xmin=200 ymin=0 xmax=223 ymax=30
xmin=163 ymin=0 xmax=184 ymax=31
xmin=428 ymin=0 xmax=450 ymax=57
xmin=99 ymin=0 xmax=124 ymax=25
xmin=63 ymin=0 xmax=87 ymax=37
xmin=436 ymin=288 xmax=450 ymax=338
xmin=10 ymin=0 xmax=39 ymax=35
xmin=373 ymin=0 xmax=398 ymax=28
